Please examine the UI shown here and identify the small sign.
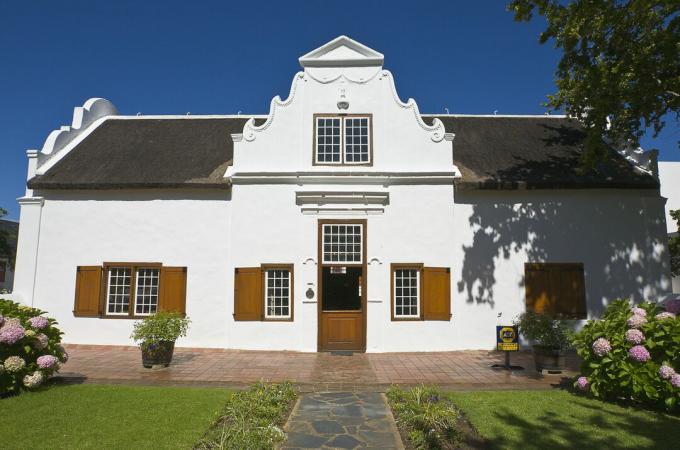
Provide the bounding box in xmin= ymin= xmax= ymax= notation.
xmin=330 ymin=267 xmax=347 ymax=274
xmin=496 ymin=325 xmax=519 ymax=351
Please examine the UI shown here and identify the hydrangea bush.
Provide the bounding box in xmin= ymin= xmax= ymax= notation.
xmin=572 ymin=298 xmax=680 ymax=410
xmin=0 ymin=298 xmax=67 ymax=396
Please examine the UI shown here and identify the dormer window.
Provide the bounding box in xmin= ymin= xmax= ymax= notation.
xmin=314 ymin=114 xmax=372 ymax=165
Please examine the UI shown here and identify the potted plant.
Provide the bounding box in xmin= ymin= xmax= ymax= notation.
xmin=514 ymin=311 xmax=572 ymax=372
xmin=131 ymin=312 xmax=190 ymax=368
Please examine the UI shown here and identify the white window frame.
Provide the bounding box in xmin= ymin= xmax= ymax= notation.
xmin=264 ymin=268 xmax=292 ymax=319
xmin=393 ymin=267 xmax=421 ymax=319
xmin=134 ymin=267 xmax=160 ymax=317
xmin=314 ymin=115 xmax=371 ymax=165
xmin=105 ymin=267 xmax=133 ymax=316
xmin=322 ymin=224 xmax=363 ymax=264
xmin=104 ymin=264 xmax=161 ymax=317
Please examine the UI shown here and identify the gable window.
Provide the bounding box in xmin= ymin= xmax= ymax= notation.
xmin=524 ymin=263 xmax=586 ymax=319
xmin=314 ymin=115 xmax=372 ymax=165
xmin=104 ymin=264 xmax=161 ymax=317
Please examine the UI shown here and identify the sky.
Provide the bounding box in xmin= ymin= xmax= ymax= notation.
xmin=1 ymin=0 xmax=678 ymax=220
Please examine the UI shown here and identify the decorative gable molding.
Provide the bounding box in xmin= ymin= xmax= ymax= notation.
xmin=299 ymin=35 xmax=384 ymax=68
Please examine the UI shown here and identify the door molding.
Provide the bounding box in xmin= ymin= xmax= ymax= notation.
xmin=317 ymin=218 xmax=367 ymax=352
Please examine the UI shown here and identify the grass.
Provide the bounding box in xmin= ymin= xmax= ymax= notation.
xmin=196 ymin=382 xmax=297 ymax=450
xmin=0 ymin=383 xmax=229 ymax=450
xmin=448 ymin=390 xmax=680 ymax=450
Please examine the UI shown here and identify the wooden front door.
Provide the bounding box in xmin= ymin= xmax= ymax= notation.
xmin=318 ymin=220 xmax=367 ymax=352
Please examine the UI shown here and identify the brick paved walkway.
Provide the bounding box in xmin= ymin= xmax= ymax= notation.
xmin=57 ymin=344 xmax=579 ymax=391
xmin=282 ymin=392 xmax=403 ymax=449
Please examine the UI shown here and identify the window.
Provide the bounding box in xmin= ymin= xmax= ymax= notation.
xmin=391 ymin=264 xmax=451 ymax=321
xmin=525 ymin=263 xmax=586 ymax=319
xmin=393 ymin=266 xmax=421 ymax=318
xmin=233 ymin=264 xmax=294 ymax=321
xmin=264 ymin=268 xmax=292 ymax=319
xmin=104 ymin=264 xmax=161 ymax=317
xmin=322 ymin=224 xmax=363 ymax=264
xmin=314 ymin=115 xmax=372 ymax=165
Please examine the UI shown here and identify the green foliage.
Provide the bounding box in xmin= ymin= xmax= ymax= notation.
xmin=669 ymin=209 xmax=679 ymax=277
xmin=571 ymin=299 xmax=680 ymax=410
xmin=130 ymin=311 xmax=190 ymax=348
xmin=386 ymin=385 xmax=461 ymax=449
xmin=196 ymin=382 xmax=297 ymax=450
xmin=0 ymin=298 xmax=67 ymax=396
xmin=508 ymin=0 xmax=680 ymax=166
xmin=514 ymin=311 xmax=573 ymax=349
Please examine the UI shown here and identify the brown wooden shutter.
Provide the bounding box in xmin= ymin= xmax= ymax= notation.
xmin=159 ymin=267 xmax=187 ymax=314
xmin=525 ymin=263 xmax=586 ymax=319
xmin=234 ymin=267 xmax=263 ymax=321
xmin=73 ymin=266 xmax=103 ymax=317
xmin=422 ymin=267 xmax=451 ymax=321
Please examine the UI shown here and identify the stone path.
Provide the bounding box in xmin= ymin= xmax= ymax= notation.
xmin=281 ymin=392 xmax=403 ymax=449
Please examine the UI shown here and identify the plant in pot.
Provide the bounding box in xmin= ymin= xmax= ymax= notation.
xmin=514 ymin=311 xmax=572 ymax=372
xmin=131 ymin=312 xmax=190 ymax=368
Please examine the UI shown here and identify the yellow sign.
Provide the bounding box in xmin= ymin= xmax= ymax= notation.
xmin=496 ymin=326 xmax=519 ymax=351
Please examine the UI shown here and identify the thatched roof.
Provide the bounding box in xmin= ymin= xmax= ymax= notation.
xmin=28 ymin=115 xmax=658 ymax=191
xmin=427 ymin=115 xmax=658 ymax=190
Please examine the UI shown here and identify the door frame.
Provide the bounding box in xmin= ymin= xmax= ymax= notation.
xmin=317 ymin=218 xmax=367 ymax=352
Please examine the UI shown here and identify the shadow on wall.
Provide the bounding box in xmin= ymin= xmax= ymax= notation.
xmin=455 ymin=189 xmax=670 ymax=316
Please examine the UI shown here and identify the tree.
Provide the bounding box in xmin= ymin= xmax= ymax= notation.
xmin=508 ymin=0 xmax=680 ymax=166
xmin=670 ymin=209 xmax=680 ymax=277
xmin=0 ymin=208 xmax=13 ymax=266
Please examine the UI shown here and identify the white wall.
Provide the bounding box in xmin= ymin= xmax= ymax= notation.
xmin=659 ymin=162 xmax=680 ymax=234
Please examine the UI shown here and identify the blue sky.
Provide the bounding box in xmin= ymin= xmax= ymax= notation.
xmin=1 ymin=0 xmax=678 ymax=220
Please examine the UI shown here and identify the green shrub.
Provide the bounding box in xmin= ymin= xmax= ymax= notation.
xmin=196 ymin=382 xmax=297 ymax=450
xmin=131 ymin=311 xmax=190 ymax=351
xmin=514 ymin=310 xmax=573 ymax=349
xmin=386 ymin=385 xmax=461 ymax=449
xmin=571 ymin=298 xmax=680 ymax=410
xmin=0 ymin=298 xmax=67 ymax=396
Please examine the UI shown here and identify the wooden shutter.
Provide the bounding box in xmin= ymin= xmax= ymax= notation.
xmin=234 ymin=267 xmax=263 ymax=321
xmin=525 ymin=263 xmax=586 ymax=319
xmin=159 ymin=267 xmax=187 ymax=314
xmin=73 ymin=266 xmax=102 ymax=317
xmin=422 ymin=267 xmax=451 ymax=321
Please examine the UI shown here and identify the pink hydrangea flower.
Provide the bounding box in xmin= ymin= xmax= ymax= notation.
xmin=0 ymin=317 xmax=20 ymax=329
xmin=655 ymin=312 xmax=676 ymax=321
xmin=631 ymin=307 xmax=647 ymax=317
xmin=665 ymin=299 xmax=680 ymax=315
xmin=629 ymin=345 xmax=651 ymax=362
xmin=22 ymin=371 xmax=43 ymax=388
xmin=36 ymin=355 xmax=59 ymax=370
xmin=627 ymin=314 xmax=647 ymax=328
xmin=592 ymin=338 xmax=612 ymax=356
xmin=659 ymin=364 xmax=676 ymax=380
xmin=625 ymin=329 xmax=644 ymax=344
xmin=28 ymin=316 xmax=49 ymax=329
xmin=576 ymin=376 xmax=589 ymax=391
xmin=33 ymin=333 xmax=49 ymax=350
xmin=3 ymin=356 xmax=26 ymax=372
xmin=0 ymin=325 xmax=25 ymax=345
xmin=672 ymin=374 xmax=680 ymax=389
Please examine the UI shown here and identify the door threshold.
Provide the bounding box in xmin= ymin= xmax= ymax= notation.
xmin=329 ymin=351 xmax=354 ymax=356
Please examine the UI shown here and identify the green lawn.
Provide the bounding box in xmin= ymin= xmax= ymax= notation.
xmin=449 ymin=390 xmax=680 ymax=450
xmin=1 ymin=384 xmax=229 ymax=450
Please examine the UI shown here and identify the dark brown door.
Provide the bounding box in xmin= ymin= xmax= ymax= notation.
xmin=318 ymin=220 xmax=367 ymax=352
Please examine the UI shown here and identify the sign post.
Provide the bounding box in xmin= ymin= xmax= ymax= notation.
xmin=491 ymin=325 xmax=524 ymax=371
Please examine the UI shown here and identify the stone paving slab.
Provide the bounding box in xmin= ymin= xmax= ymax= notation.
xmin=281 ymin=392 xmax=404 ymax=449
xmin=56 ymin=344 xmax=579 ymax=391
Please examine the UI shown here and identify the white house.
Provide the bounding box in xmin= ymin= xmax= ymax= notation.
xmin=11 ymin=36 xmax=672 ymax=352
xmin=659 ymin=162 xmax=680 ymax=293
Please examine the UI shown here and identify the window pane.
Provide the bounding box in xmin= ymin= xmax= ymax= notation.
xmin=394 ymin=268 xmax=420 ymax=317
xmin=135 ymin=268 xmax=160 ymax=316
xmin=107 ymin=267 xmax=131 ymax=315
xmin=316 ymin=117 xmax=341 ymax=163
xmin=265 ymin=269 xmax=291 ymax=318
xmin=322 ymin=224 xmax=363 ymax=264
xmin=344 ymin=117 xmax=370 ymax=164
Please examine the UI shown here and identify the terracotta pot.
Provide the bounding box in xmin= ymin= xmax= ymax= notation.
xmin=532 ymin=344 xmax=566 ymax=372
xmin=141 ymin=341 xmax=175 ymax=368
